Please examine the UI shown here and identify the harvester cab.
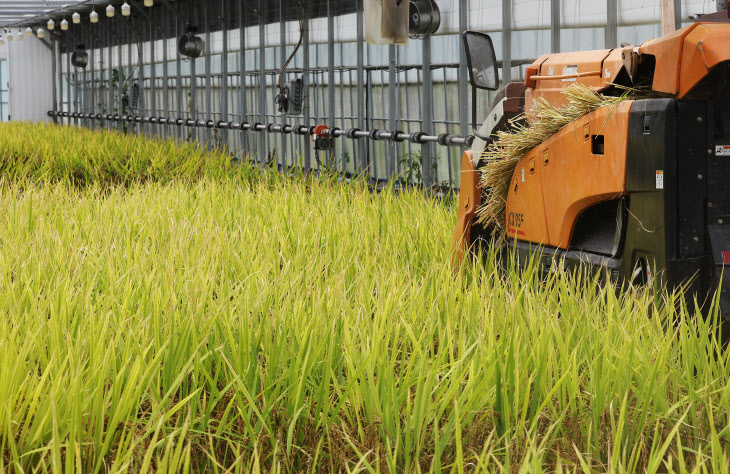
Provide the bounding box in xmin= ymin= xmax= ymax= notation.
xmin=454 ymin=9 xmax=730 ymax=333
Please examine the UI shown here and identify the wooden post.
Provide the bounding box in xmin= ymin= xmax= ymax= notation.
xmin=661 ymin=0 xmax=676 ymax=36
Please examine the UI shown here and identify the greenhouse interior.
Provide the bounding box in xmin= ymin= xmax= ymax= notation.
xmin=3 ymin=1 xmax=730 ymax=472
xmin=0 ymin=0 xmax=718 ymax=187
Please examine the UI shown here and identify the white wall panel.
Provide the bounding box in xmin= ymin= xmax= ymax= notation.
xmin=6 ymin=36 xmax=53 ymax=122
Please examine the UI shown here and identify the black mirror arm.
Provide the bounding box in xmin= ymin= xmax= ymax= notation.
xmin=471 ymin=87 xmax=492 ymax=144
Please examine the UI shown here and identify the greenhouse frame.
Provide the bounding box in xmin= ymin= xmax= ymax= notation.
xmin=0 ymin=0 xmax=717 ymax=187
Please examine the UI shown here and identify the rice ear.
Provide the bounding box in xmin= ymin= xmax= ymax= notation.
xmin=476 ymin=83 xmax=630 ymax=231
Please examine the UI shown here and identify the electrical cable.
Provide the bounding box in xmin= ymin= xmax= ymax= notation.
xmin=274 ymin=2 xmax=305 ymax=113
xmin=277 ymin=2 xmax=304 ymax=92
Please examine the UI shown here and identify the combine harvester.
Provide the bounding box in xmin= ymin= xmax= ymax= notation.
xmin=453 ymin=6 xmax=730 ymax=330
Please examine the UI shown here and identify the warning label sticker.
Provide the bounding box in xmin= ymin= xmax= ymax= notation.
xmin=656 ymin=170 xmax=664 ymax=189
xmin=562 ymin=65 xmax=578 ymax=82
xmin=716 ymin=145 xmax=730 ymax=156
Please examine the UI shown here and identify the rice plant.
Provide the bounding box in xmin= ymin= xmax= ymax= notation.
xmin=0 ymin=123 xmax=728 ymax=473
xmin=0 ymin=122 xmax=259 ymax=187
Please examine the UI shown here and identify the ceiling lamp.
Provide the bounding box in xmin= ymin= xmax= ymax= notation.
xmin=48 ymin=19 xmax=55 ymax=30
xmin=6 ymin=32 xmax=12 ymax=42
xmin=37 ymin=28 xmax=45 ymax=39
xmin=106 ymin=4 xmax=115 ymax=17
xmin=144 ymin=0 xmax=153 ymax=7
xmin=73 ymin=12 xmax=81 ymax=24
xmin=61 ymin=19 xmax=69 ymax=30
xmin=25 ymin=27 xmax=33 ymax=37
xmin=0 ymin=35 xmax=4 ymax=46
xmin=18 ymin=29 xmax=23 ymax=41
xmin=121 ymin=2 xmax=131 ymax=16
xmin=90 ymin=10 xmax=99 ymax=23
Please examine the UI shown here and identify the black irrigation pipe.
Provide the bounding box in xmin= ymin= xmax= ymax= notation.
xmin=47 ymin=111 xmax=476 ymax=148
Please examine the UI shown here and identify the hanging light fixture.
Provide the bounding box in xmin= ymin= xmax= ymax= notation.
xmin=18 ymin=29 xmax=24 ymax=41
xmin=25 ymin=27 xmax=33 ymax=36
xmin=121 ymin=2 xmax=131 ymax=16
xmin=60 ymin=5 xmax=69 ymax=30
xmin=106 ymin=3 xmax=115 ymax=17
xmin=73 ymin=12 xmax=81 ymax=24
xmin=89 ymin=0 xmax=98 ymax=23
xmin=144 ymin=0 xmax=153 ymax=7
xmin=6 ymin=31 xmax=13 ymax=42
xmin=37 ymin=28 xmax=45 ymax=39
xmin=47 ymin=19 xmax=55 ymax=30
xmin=0 ymin=35 xmax=4 ymax=46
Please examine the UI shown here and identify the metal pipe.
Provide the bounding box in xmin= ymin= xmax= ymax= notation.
xmin=117 ymin=17 xmax=123 ymax=133
xmin=551 ymin=0 xmax=560 ymax=53
xmin=150 ymin=8 xmax=157 ymax=138
xmin=502 ymin=0 xmax=512 ymax=84
xmin=327 ymin=0 xmax=336 ymax=170
xmin=239 ymin=0 xmax=247 ymax=157
xmin=162 ymin=7 xmax=169 ymax=140
xmin=388 ymin=44 xmax=396 ymax=178
xmin=421 ymin=36 xmax=433 ymax=187
xmin=190 ymin=5 xmax=198 ymax=143
xmin=458 ymin=0 xmax=467 ymax=142
xmin=51 ymin=38 xmax=58 ymax=124
xmin=49 ymin=109 xmax=474 ymax=148
xmin=127 ymin=20 xmax=132 ymax=133
xmin=86 ymin=25 xmax=92 ymax=129
xmin=303 ymin=0 xmax=312 ymax=171
xmin=356 ymin=0 xmax=366 ymax=173
xmin=137 ymin=19 xmax=144 ymax=136
xmin=73 ymin=33 xmax=79 ymax=127
xmin=205 ymin=2 xmax=212 ymax=148
xmin=674 ymin=0 xmax=681 ymax=31
xmin=107 ymin=27 xmax=113 ymax=132
xmin=606 ymin=0 xmax=618 ymax=48
xmin=258 ymin=0 xmax=267 ymax=164
xmin=221 ymin=0 xmax=229 ymax=149
xmin=279 ymin=0 xmax=287 ymax=169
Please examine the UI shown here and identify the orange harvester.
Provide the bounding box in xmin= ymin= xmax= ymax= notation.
xmin=455 ymin=11 xmax=730 ymax=329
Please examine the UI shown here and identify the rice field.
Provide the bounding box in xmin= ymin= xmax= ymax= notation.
xmin=1 ymin=122 xmax=729 ymax=473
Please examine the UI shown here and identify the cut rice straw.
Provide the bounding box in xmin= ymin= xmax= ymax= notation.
xmin=476 ymin=83 xmax=630 ymax=230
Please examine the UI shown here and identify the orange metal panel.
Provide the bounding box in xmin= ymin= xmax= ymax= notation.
xmin=452 ymin=151 xmax=480 ymax=267
xmin=678 ymin=23 xmax=730 ymax=97
xmin=526 ymin=50 xmax=613 ymax=110
xmin=505 ymin=101 xmax=632 ymax=249
xmin=600 ymin=48 xmax=625 ymax=85
xmin=639 ymin=23 xmax=697 ymax=95
xmin=504 ymin=152 xmax=550 ymax=245
xmin=541 ymin=101 xmax=631 ymax=248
